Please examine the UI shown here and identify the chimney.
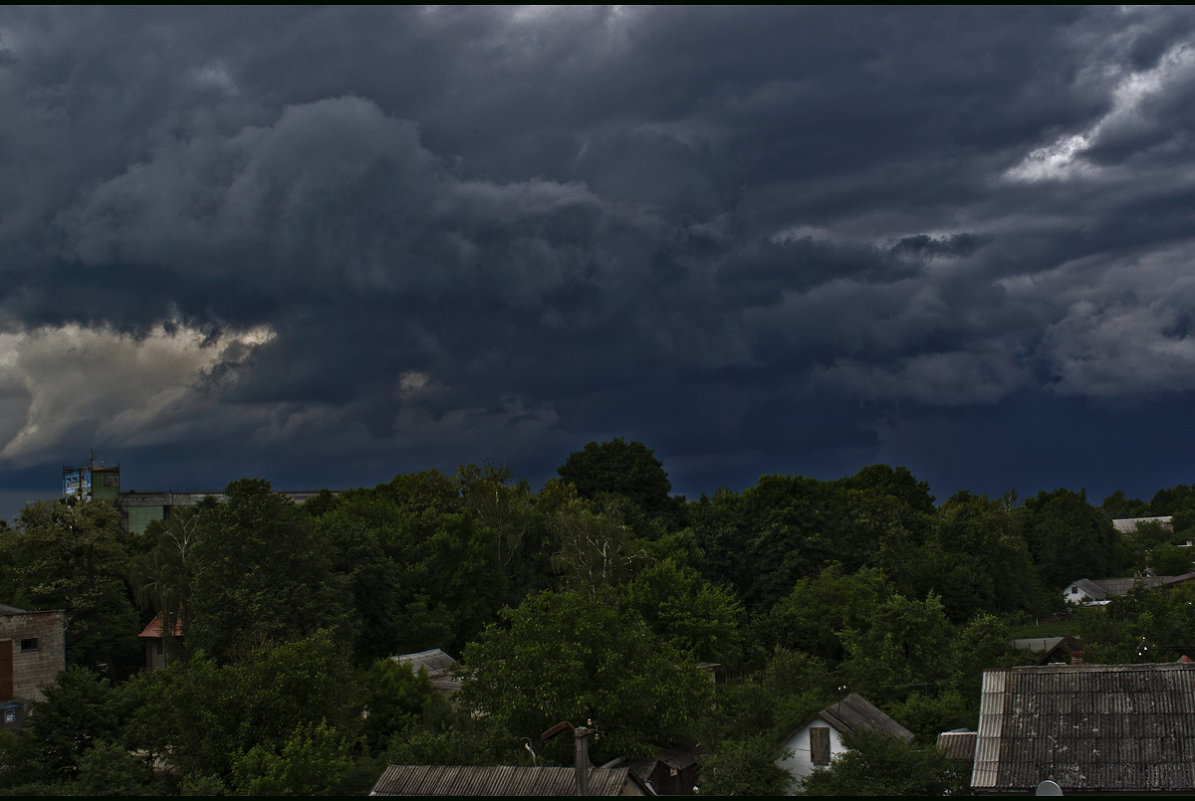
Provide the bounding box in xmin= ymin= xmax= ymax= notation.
xmin=541 ymin=720 xmax=593 ymax=796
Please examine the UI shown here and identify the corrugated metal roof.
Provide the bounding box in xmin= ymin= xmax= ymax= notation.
xmin=819 ymin=693 xmax=914 ymax=743
xmin=394 ymin=649 xmax=456 ymax=676
xmin=369 ymin=765 xmax=632 ymax=796
xmin=972 ymin=663 xmax=1195 ymax=792
xmin=1112 ymin=516 xmax=1173 ymax=533
xmin=936 ymin=730 xmax=977 ymax=761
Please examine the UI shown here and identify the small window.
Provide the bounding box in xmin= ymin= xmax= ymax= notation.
xmin=19 ymin=638 xmax=37 ymax=653
xmin=3 ymin=710 xmax=14 ymax=724
xmin=810 ymin=726 xmax=831 ymax=766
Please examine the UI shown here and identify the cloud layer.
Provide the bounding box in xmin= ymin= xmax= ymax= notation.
xmin=2 ymin=6 xmax=1195 ymax=509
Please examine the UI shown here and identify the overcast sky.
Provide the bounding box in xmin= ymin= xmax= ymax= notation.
xmin=3 ymin=6 xmax=1195 ymax=517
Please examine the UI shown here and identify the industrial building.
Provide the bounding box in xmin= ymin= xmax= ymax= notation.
xmin=62 ymin=458 xmax=325 ymax=534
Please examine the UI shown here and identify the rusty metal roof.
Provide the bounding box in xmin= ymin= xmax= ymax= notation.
xmin=818 ymin=693 xmax=914 ymax=744
xmin=972 ymin=663 xmax=1195 ymax=793
xmin=369 ymin=765 xmax=633 ymax=796
xmin=137 ymin=611 xmax=183 ymax=639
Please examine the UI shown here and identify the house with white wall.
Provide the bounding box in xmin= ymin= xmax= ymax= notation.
xmin=776 ymin=692 xmax=913 ymax=792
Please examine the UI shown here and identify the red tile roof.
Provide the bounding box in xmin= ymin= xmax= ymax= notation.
xmin=138 ymin=611 xmax=184 ymax=639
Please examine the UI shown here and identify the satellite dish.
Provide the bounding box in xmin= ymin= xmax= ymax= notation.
xmin=1035 ymin=779 xmax=1063 ymax=796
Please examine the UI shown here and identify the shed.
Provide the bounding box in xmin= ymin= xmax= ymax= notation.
xmin=972 ymin=662 xmax=1195 ymax=793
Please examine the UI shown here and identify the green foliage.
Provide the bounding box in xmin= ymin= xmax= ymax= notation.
xmin=1101 ymin=490 xmax=1150 ymax=520
xmin=0 ymin=498 xmax=139 ymax=674
xmin=699 ymin=734 xmax=794 ymax=796
xmin=887 ymin=690 xmax=974 ymax=743
xmin=549 ymin=501 xmax=643 ymax=594
xmin=760 ymin=565 xmax=894 ymax=664
xmin=557 ymin=438 xmax=673 ymax=519
xmin=231 ymin=721 xmax=360 ymax=796
xmin=21 ymin=665 xmax=125 ymax=781
xmin=947 ymin=613 xmax=1020 ymax=697
xmin=1018 ymin=489 xmax=1117 ymax=590
xmin=76 ymin=739 xmax=152 ymax=795
xmin=360 ymin=658 xmax=453 ymax=755
xmin=917 ymin=492 xmax=1044 ymax=621
xmin=713 ymin=650 xmax=835 ymax=743
xmin=459 ymin=588 xmax=713 ymax=761
xmin=837 ymin=465 xmax=935 ymax=516
xmin=798 ymin=728 xmax=970 ymax=796
xmin=622 ymin=557 xmax=744 ymax=662
xmin=1149 ymin=543 xmax=1193 ymax=576
xmin=314 ymin=467 xmax=516 ymax=659
xmin=1077 ymin=582 xmax=1195 ymax=663
xmin=188 ymin=479 xmax=353 ymax=661
xmin=839 ymin=593 xmax=952 ymax=705
xmin=124 ymin=631 xmax=359 ymax=783
xmin=691 ymin=476 xmax=929 ymax=611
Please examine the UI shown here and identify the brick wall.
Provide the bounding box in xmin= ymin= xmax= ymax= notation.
xmin=0 ymin=610 xmax=65 ymax=703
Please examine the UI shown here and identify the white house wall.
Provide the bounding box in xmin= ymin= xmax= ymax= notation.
xmin=777 ymin=715 xmax=846 ymax=793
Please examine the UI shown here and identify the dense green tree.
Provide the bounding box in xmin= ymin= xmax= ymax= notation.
xmin=549 ymin=500 xmax=643 ymax=595
xmin=1077 ymin=582 xmax=1195 ymax=663
xmin=18 ymin=665 xmax=126 ymax=782
xmin=622 ymin=557 xmax=743 ymax=663
xmin=231 ymin=721 xmax=363 ymax=796
xmin=76 ymin=739 xmax=153 ymax=795
xmin=360 ymin=658 xmax=454 ymax=755
xmin=188 ymin=479 xmax=353 ymax=661
xmin=459 ymin=589 xmax=713 ymax=762
xmin=947 ymin=613 xmax=1021 ymax=698
xmin=887 ymin=690 xmax=974 ymax=743
xmin=1018 ymin=489 xmax=1117 ymax=591
xmin=838 ymin=593 xmax=952 ymax=705
xmin=915 ymin=493 xmax=1043 ymax=622
xmin=0 ymin=498 xmax=140 ymax=674
xmin=760 ymin=565 xmax=894 ymax=664
xmin=698 ymin=734 xmax=794 ymax=796
xmin=692 ymin=475 xmax=928 ymax=611
xmin=1149 ymin=543 xmax=1194 ymax=575
xmin=798 ymin=728 xmax=969 ymax=796
xmin=557 ymin=439 xmax=677 ymax=526
xmin=124 ymin=631 xmax=360 ymax=784
xmin=713 ymin=649 xmax=836 ymax=743
xmin=1101 ymin=490 xmax=1151 ymax=520
xmin=131 ymin=509 xmax=199 ymax=663
xmin=837 ymin=465 xmax=935 ymax=516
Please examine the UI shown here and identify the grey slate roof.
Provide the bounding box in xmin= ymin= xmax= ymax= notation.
xmin=973 ymin=663 xmax=1195 ymax=793
xmin=818 ymin=692 xmax=914 ymax=744
xmin=369 ymin=765 xmax=633 ymax=796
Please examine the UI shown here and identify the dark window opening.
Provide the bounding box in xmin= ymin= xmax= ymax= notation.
xmin=810 ymin=726 xmax=831 ymax=766
xmin=19 ymin=639 xmax=37 ymax=653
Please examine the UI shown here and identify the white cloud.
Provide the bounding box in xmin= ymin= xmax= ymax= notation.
xmin=0 ymin=321 xmax=274 ymax=462
xmin=1004 ymin=42 xmax=1195 ymax=183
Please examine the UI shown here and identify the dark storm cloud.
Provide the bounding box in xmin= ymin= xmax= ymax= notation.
xmin=3 ymin=6 xmax=1195 ymax=513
